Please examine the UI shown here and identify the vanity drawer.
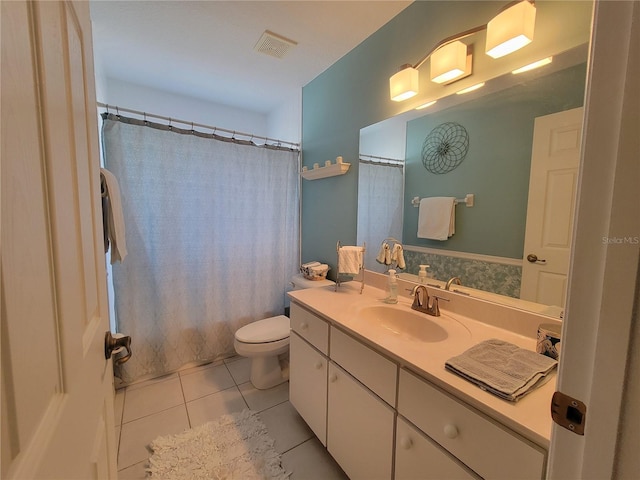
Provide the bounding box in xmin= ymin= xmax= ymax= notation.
xmin=290 ymin=302 xmax=329 ymax=355
xmin=398 ymin=368 xmax=546 ymax=480
xmin=330 ymin=326 xmax=397 ymax=406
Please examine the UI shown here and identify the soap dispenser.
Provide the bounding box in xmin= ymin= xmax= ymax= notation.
xmin=418 ymin=265 xmax=429 ymax=284
xmin=384 ymin=269 xmax=399 ymax=304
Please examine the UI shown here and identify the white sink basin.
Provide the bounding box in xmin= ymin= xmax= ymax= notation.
xmin=356 ymin=305 xmax=459 ymax=343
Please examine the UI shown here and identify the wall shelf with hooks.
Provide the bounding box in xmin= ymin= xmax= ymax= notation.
xmin=301 ymin=157 xmax=350 ymax=180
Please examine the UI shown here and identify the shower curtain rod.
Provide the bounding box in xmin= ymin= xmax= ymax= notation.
xmin=359 ymin=153 xmax=404 ymax=166
xmin=97 ymin=102 xmax=300 ymax=150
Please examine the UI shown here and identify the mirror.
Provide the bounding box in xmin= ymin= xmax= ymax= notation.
xmin=358 ymin=23 xmax=591 ymax=319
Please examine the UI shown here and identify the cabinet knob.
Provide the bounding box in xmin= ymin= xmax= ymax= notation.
xmin=399 ymin=437 xmax=413 ymax=450
xmin=329 ymin=373 xmax=338 ymax=383
xmin=314 ymin=360 xmax=323 ymax=370
xmin=443 ymin=424 xmax=459 ymax=439
xmin=300 ymin=322 xmax=309 ymax=330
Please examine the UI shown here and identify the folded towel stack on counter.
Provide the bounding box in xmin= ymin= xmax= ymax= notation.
xmin=445 ymin=338 xmax=558 ymax=402
xmin=300 ymin=261 xmax=330 ymax=280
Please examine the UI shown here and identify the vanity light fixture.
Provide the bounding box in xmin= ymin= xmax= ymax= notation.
xmin=389 ymin=0 xmax=536 ymax=101
xmin=430 ymin=41 xmax=472 ymax=84
xmin=390 ymin=64 xmax=419 ymax=101
xmin=512 ymin=56 xmax=552 ymax=74
xmin=415 ymin=100 xmax=437 ymax=110
xmin=456 ymin=82 xmax=485 ymax=95
xmin=486 ymin=0 xmax=536 ymax=58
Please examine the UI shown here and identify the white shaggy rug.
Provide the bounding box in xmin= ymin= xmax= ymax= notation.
xmin=147 ymin=409 xmax=290 ymax=479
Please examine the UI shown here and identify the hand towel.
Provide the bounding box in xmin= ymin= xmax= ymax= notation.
xmin=376 ymin=242 xmax=389 ymax=265
xmin=338 ymin=246 xmax=364 ymax=275
xmin=391 ymin=244 xmax=406 ymax=269
xmin=100 ymin=168 xmax=128 ymax=264
xmin=417 ymin=197 xmax=456 ymax=241
xmin=445 ymin=339 xmax=558 ymax=402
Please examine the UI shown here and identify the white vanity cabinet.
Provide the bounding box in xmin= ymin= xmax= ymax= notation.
xmin=395 ymin=416 xmax=479 ymax=480
xmin=289 ymin=303 xmax=330 ymax=445
xmin=327 ymin=361 xmax=395 ymax=479
xmin=289 ymin=300 xmax=548 ymax=480
xmin=289 ymin=332 xmax=328 ymax=445
xmin=398 ymin=368 xmax=547 ymax=480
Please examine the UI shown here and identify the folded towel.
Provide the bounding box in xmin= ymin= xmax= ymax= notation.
xmin=445 ymin=338 xmax=557 ymax=402
xmin=376 ymin=242 xmax=387 ymax=264
xmin=417 ymin=197 xmax=456 ymax=241
xmin=384 ymin=244 xmax=391 ymax=265
xmin=391 ymin=244 xmax=406 ymax=269
xmin=338 ymin=246 xmax=364 ymax=275
xmin=100 ymin=168 xmax=128 ymax=264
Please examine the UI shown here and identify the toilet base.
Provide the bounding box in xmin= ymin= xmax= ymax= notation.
xmin=250 ymin=355 xmax=288 ymax=390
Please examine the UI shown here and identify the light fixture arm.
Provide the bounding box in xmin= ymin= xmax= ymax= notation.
xmin=411 ymin=0 xmax=535 ymax=70
xmin=413 ymin=23 xmax=487 ymax=70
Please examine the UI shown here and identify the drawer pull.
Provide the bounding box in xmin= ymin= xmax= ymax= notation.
xmin=314 ymin=360 xmax=323 ymax=370
xmin=444 ymin=424 xmax=459 ymax=439
xmin=399 ymin=436 xmax=413 ymax=450
xmin=329 ymin=373 xmax=338 ymax=383
xmin=300 ymin=322 xmax=309 ymax=330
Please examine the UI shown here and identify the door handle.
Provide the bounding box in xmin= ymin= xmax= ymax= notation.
xmin=104 ymin=331 xmax=132 ymax=365
xmin=527 ymin=254 xmax=546 ymax=264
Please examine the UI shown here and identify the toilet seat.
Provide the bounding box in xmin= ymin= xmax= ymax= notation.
xmin=235 ymin=315 xmax=290 ymax=344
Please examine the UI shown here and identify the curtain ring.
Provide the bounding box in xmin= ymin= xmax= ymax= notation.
xmin=191 ymin=122 xmax=195 ymax=134
xmin=168 ymin=118 xmax=172 ymax=130
xmin=116 ymin=106 xmax=120 ymax=119
xmin=143 ymin=112 xmax=148 ymax=125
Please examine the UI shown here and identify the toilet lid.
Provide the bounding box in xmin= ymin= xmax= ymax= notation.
xmin=235 ymin=315 xmax=290 ymax=344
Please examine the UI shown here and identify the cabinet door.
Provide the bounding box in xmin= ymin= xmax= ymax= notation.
xmin=327 ymin=362 xmax=394 ymax=480
xmin=289 ymin=332 xmax=328 ymax=445
xmin=396 ymin=416 xmax=479 ymax=480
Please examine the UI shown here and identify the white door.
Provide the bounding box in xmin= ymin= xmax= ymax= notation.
xmin=1 ymin=1 xmax=118 ymax=478
xmin=520 ymin=107 xmax=584 ymax=308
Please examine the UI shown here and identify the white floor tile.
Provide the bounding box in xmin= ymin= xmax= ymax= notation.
xmin=122 ymin=375 xmax=184 ymax=423
xmin=225 ymin=356 xmax=252 ymax=384
xmin=238 ymin=380 xmax=289 ymax=412
xmin=179 ymin=363 xmax=236 ymax=402
xmin=117 ymin=460 xmax=148 ymax=479
xmin=282 ymin=437 xmax=348 ymax=480
xmin=118 ymin=405 xmax=189 ymax=470
xmin=186 ymin=386 xmax=248 ymax=428
xmin=258 ymin=401 xmax=313 ymax=454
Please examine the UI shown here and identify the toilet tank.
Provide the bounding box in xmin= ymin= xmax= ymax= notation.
xmin=285 ymin=273 xmax=334 ymax=313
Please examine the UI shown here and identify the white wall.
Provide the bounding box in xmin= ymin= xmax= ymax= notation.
xmin=99 ymin=77 xmax=268 ymax=137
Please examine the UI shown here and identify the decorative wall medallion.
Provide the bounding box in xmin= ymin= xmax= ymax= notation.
xmin=421 ymin=122 xmax=469 ymax=174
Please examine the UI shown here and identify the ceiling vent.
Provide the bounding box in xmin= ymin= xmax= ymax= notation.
xmin=254 ymin=30 xmax=297 ymax=59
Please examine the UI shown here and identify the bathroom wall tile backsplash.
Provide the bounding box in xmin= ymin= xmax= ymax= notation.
xmin=403 ymin=250 xmax=521 ymax=298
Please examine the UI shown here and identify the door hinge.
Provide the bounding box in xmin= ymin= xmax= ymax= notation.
xmin=551 ymin=391 xmax=586 ymax=435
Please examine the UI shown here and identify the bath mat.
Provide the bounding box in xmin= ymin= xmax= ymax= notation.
xmin=147 ymin=409 xmax=290 ymax=479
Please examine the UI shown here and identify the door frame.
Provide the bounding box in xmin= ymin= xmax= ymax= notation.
xmin=547 ymin=1 xmax=639 ymax=478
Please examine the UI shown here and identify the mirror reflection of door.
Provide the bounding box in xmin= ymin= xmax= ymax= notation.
xmin=520 ymin=107 xmax=584 ymax=308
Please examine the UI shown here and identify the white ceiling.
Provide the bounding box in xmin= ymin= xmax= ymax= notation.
xmin=90 ymin=1 xmax=412 ymax=114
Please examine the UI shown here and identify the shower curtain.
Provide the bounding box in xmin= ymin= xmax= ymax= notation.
xmin=102 ymin=115 xmax=299 ymax=384
xmin=356 ymin=160 xmax=404 ymax=273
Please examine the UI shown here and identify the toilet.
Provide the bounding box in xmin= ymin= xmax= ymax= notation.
xmin=234 ymin=273 xmax=334 ymax=389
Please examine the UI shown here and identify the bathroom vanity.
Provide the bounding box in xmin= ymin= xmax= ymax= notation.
xmin=288 ymin=276 xmax=558 ymax=480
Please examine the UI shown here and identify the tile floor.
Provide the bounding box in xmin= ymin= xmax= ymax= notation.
xmin=115 ymin=356 xmax=348 ymax=479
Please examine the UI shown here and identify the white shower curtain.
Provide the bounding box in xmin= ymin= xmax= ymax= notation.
xmin=357 ymin=160 xmax=404 ymax=273
xmin=102 ymin=115 xmax=299 ymax=384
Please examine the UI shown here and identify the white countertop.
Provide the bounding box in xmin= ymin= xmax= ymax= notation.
xmin=288 ymin=282 xmax=556 ymax=448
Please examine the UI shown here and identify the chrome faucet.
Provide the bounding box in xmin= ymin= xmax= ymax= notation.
xmin=445 ymin=276 xmax=462 ymax=291
xmin=411 ymin=285 xmax=443 ymax=317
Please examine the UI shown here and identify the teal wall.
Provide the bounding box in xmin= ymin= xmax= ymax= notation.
xmin=403 ymin=63 xmax=586 ymax=258
xmin=301 ymin=1 xmax=592 ymax=276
